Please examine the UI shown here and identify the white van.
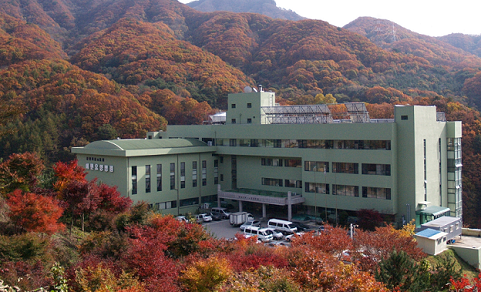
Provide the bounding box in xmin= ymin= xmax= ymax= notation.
xmin=267 ymin=219 xmax=297 ymax=233
xmin=243 ymin=226 xmax=274 ymax=242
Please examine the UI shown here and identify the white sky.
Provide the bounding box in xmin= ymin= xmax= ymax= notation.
xmin=178 ymin=0 xmax=480 ymax=37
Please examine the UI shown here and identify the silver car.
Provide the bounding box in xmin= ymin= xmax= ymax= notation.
xmin=196 ymin=213 xmax=213 ymax=223
xmin=240 ymin=220 xmax=261 ymax=231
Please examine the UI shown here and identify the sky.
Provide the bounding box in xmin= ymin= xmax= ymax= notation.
xmin=178 ymin=0 xmax=480 ymax=37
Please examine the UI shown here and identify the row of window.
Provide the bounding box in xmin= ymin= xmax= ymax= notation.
xmin=216 ymin=139 xmax=391 ymax=150
xmin=149 ymin=195 xmax=218 ymax=211
xmin=261 ymin=178 xmax=391 ymax=200
xmin=266 ymin=160 xmax=392 ymax=176
xmin=131 ymin=160 xmax=218 ymax=194
xmin=304 ymin=182 xmax=391 ymax=200
xmin=261 ymin=158 xmax=302 ymax=167
xmin=261 ymin=178 xmax=302 ymax=188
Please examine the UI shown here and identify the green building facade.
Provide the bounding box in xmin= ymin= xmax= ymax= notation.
xmin=72 ymin=90 xmax=462 ymax=226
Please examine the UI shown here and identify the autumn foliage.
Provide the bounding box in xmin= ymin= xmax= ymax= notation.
xmin=7 ymin=189 xmax=65 ymax=234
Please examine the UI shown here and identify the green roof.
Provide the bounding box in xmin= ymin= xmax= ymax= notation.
xmin=84 ymin=138 xmax=207 ymax=151
xmin=417 ymin=206 xmax=451 ymax=216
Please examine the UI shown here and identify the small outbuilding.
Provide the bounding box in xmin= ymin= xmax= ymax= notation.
xmin=415 ymin=228 xmax=448 ymax=255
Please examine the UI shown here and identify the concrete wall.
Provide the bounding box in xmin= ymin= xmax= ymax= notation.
xmin=449 ymin=246 xmax=481 ymax=270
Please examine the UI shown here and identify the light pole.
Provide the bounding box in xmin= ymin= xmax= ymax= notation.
xmin=350 ymin=223 xmax=358 ymax=239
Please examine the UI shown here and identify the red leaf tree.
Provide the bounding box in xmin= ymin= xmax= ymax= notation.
xmin=7 ymin=189 xmax=65 ymax=234
xmin=53 ymin=159 xmax=87 ymax=195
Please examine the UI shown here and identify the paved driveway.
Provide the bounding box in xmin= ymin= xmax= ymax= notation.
xmin=202 ymin=219 xmax=241 ymax=239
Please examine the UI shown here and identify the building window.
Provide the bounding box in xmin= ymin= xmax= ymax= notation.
xmin=264 ymin=139 xmax=281 ymax=148
xmin=401 ymin=115 xmax=408 ymax=120
xmin=192 ymin=161 xmax=197 ymax=187
xmin=229 ymin=139 xmax=237 ymax=146
xmin=305 ymin=182 xmax=329 ymax=194
xmin=131 ymin=166 xmax=137 ymax=195
xmin=145 ymin=165 xmax=151 ymax=193
xmin=285 ymin=179 xmax=302 ymax=188
xmin=261 ymin=158 xmax=283 ymax=166
xmin=154 ymin=200 xmax=177 ymax=210
xmin=180 ymin=162 xmax=185 ymax=189
xmin=231 ymin=119 xmax=236 ymax=124
xmin=180 ymin=197 xmax=199 ymax=207
xmin=247 ymin=118 xmax=252 ymax=124
xmin=333 ymin=162 xmax=359 ymax=174
xmin=202 ymin=160 xmax=207 ymax=186
xmin=247 ymin=103 xmax=252 ymax=108
xmin=231 ymin=104 xmax=236 ymax=109
xmin=333 ymin=184 xmax=359 ymax=197
xmin=362 ymin=187 xmax=391 ymax=200
xmin=156 ymin=164 xmax=162 ymax=191
xmin=304 ymin=161 xmax=329 ymax=172
xmin=284 ymin=159 xmax=302 ymax=167
xmin=214 ymin=160 xmax=219 ymax=184
xmin=220 ymin=174 xmax=224 ymax=181
xmin=170 ymin=163 xmax=175 ymax=190
xmin=262 ymin=178 xmax=283 ymax=187
xmin=361 ymin=164 xmax=391 ymax=176
xmin=424 ymin=139 xmax=427 ymax=201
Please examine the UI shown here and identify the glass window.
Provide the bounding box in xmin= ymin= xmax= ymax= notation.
xmin=156 ymin=164 xmax=162 ymax=192
xmin=180 ymin=162 xmax=185 ymax=189
xmin=362 ymin=164 xmax=391 ymax=176
xmin=262 ymin=178 xmax=283 ymax=187
xmin=333 ymin=162 xmax=358 ymax=174
xmin=202 ymin=160 xmax=207 ymax=186
xmin=305 ymin=182 xmax=329 ymax=194
xmin=362 ymin=187 xmax=391 ymax=200
xmin=192 ymin=161 xmax=197 ymax=187
xmin=131 ymin=166 xmax=137 ymax=195
xmin=333 ymin=184 xmax=359 ymax=197
xmin=145 ymin=165 xmax=151 ymax=193
xmin=170 ymin=163 xmax=175 ymax=190
xmin=304 ymin=161 xmax=329 ymax=172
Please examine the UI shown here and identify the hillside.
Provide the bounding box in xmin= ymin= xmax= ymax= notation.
xmin=186 ymin=0 xmax=304 ymax=21
xmin=438 ymin=33 xmax=481 ymax=58
xmin=1 ymin=0 xmax=481 ymax=226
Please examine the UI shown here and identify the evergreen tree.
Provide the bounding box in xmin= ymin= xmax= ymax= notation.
xmin=375 ymin=250 xmax=430 ymax=291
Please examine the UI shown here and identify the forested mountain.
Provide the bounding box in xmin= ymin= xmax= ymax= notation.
xmin=1 ymin=0 xmax=481 ymax=226
xmin=439 ymin=33 xmax=481 ymax=58
xmin=186 ymin=0 xmax=304 ymax=21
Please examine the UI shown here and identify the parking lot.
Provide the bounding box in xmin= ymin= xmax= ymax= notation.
xmin=202 ymin=218 xmax=241 ymax=239
xmin=200 ymin=217 xmax=318 ymax=246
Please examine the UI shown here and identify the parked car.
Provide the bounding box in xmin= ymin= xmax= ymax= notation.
xmin=291 ymin=222 xmax=313 ymax=232
xmin=175 ymin=216 xmax=189 ymax=223
xmin=209 ymin=212 xmax=223 ymax=221
xmin=196 ymin=213 xmax=212 ymax=223
xmin=265 ymin=228 xmax=284 ymax=240
xmin=240 ymin=220 xmax=261 ymax=231
xmin=285 ymin=231 xmax=305 ymax=242
xmin=243 ymin=226 xmax=273 ymax=242
xmin=211 ymin=207 xmax=230 ymax=219
xmin=267 ymin=218 xmax=297 ymax=233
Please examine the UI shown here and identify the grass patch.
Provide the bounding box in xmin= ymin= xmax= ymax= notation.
xmin=426 ymin=249 xmax=478 ymax=280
